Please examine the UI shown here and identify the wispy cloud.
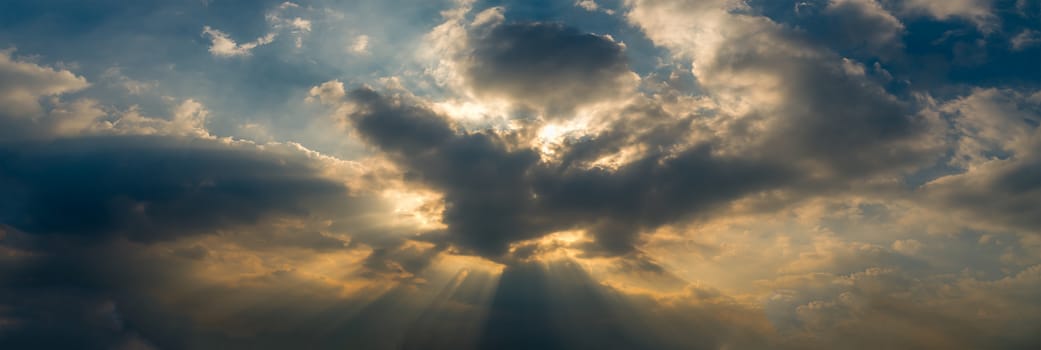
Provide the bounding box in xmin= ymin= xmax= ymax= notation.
xmin=201 ymin=26 xmax=276 ymax=57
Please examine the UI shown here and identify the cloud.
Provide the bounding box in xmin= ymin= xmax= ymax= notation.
xmin=920 ymin=88 xmax=1041 ymax=234
xmin=201 ymin=1 xmax=324 ymax=56
xmin=100 ymin=67 xmax=156 ymax=95
xmin=421 ymin=10 xmax=637 ymax=119
xmin=0 ymin=137 xmax=369 ymax=349
xmin=628 ymin=0 xmax=945 ymax=179
xmin=0 ymin=136 xmax=351 ymax=243
xmin=821 ymin=0 xmax=906 ymax=55
xmin=1010 ymin=29 xmax=1041 ymax=51
xmin=349 ymin=34 xmax=370 ymax=55
xmin=464 ymin=22 xmax=638 ymax=116
xmin=337 ymin=87 xmax=791 ymax=258
xmin=0 ymin=50 xmax=238 ymax=140
xmin=201 ymin=26 xmax=276 ymax=57
xmin=266 ymin=2 xmax=314 ymax=48
xmin=895 ymin=0 xmax=996 ymax=31
xmin=0 ymin=49 xmax=89 ymax=119
xmin=765 ymin=265 xmax=1041 ymax=349
xmin=463 ymin=260 xmax=776 ymax=349
xmin=0 ymin=51 xmax=132 ymax=140
xmin=0 ymin=61 xmax=427 ymax=348
xmin=471 ymin=6 xmax=505 ymax=28
xmin=891 ymin=239 xmax=923 ymax=255
xmin=1 ymin=1 xmax=1039 ymax=348
xmin=576 ymin=0 xmax=600 ymax=12
xmin=308 ymin=79 xmax=347 ymax=104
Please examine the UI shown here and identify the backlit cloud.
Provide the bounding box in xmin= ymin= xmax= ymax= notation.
xmin=0 ymin=0 xmax=1038 ymax=349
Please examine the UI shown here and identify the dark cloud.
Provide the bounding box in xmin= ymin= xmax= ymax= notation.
xmin=3 ymin=238 xmax=777 ymax=350
xmin=346 ymin=88 xmax=791 ymax=259
xmin=924 ymin=156 xmax=1041 ymax=234
xmin=0 ymin=136 xmax=349 ymax=242
xmin=928 ymin=158 xmax=1041 ymax=232
xmin=534 ymin=144 xmax=791 ymax=254
xmin=755 ymin=59 xmax=937 ymax=177
xmin=0 ymin=134 xmax=375 ymax=348
xmin=479 ymin=260 xmax=777 ymax=350
xmin=0 ymin=231 xmax=492 ymax=350
xmin=465 ymin=22 xmax=634 ymax=115
xmin=0 ymin=238 xmax=169 ymax=350
xmin=348 ymin=88 xmax=544 ymax=257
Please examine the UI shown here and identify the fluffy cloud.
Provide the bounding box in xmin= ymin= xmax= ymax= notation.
xmin=0 ymin=49 xmax=90 ymax=123
xmin=0 ymin=52 xmax=217 ymax=140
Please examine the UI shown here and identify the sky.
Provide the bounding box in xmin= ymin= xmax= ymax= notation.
xmin=0 ymin=0 xmax=1038 ymax=349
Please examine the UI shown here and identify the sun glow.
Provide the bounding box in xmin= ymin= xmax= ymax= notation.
xmin=381 ymin=188 xmax=446 ymax=230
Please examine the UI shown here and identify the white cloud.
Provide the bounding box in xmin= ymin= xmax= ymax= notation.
xmin=577 ymin=0 xmax=600 ymax=11
xmin=0 ymin=48 xmax=90 ymax=118
xmin=288 ymin=17 xmax=312 ymax=32
xmin=170 ymin=99 xmax=210 ymax=134
xmin=576 ymin=0 xmax=616 ymax=14
xmin=0 ymin=50 xmax=215 ymax=139
xmin=942 ymin=88 xmax=1040 ymax=168
xmin=100 ymin=99 xmax=211 ymax=138
xmin=841 ymin=57 xmax=867 ymax=76
xmin=201 ymin=1 xmax=322 ymax=55
xmin=0 ymin=49 xmax=110 ymax=139
xmin=45 ymin=97 xmax=108 ymax=136
xmin=471 ymin=6 xmax=504 ymax=28
xmin=201 ymin=26 xmax=276 ymax=57
xmin=307 ymin=80 xmax=346 ymax=104
xmin=349 ymin=34 xmax=370 ymax=55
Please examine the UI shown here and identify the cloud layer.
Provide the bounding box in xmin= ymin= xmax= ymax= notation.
xmin=0 ymin=0 xmax=1038 ymax=349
